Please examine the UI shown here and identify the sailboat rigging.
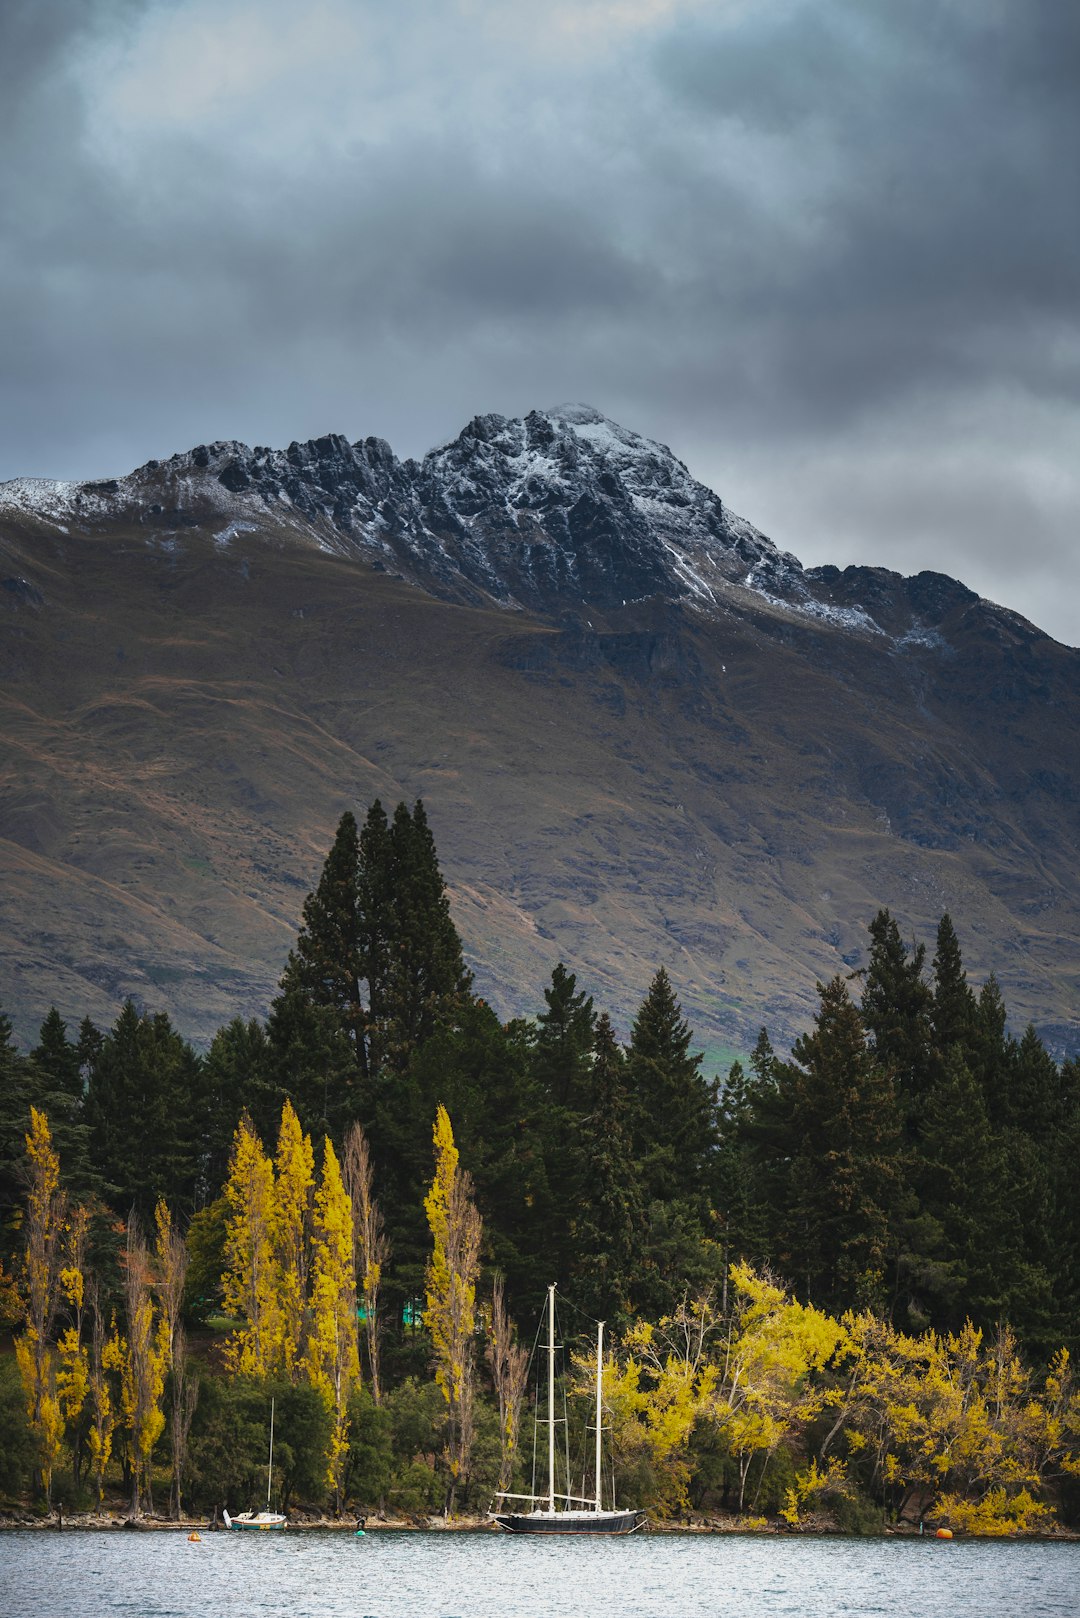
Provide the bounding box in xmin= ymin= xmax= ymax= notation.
xmin=491 ymin=1285 xmax=646 ymax=1535
xmin=223 ymin=1396 xmax=287 ymax=1531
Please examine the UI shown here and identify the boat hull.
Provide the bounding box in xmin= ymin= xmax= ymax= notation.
xmin=492 ymin=1509 xmax=646 ymax=1535
xmin=223 ymin=1510 xmax=287 ymax=1531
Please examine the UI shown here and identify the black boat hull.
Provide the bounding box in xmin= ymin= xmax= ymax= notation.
xmin=492 ymin=1510 xmax=646 ymax=1535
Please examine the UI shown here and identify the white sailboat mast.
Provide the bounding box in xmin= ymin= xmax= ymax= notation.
xmin=595 ymin=1320 xmax=604 ymax=1512
xmin=548 ymin=1284 xmax=556 ymax=1514
xmin=267 ymin=1396 xmax=275 ymax=1513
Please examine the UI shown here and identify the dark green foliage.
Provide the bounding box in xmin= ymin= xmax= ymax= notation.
xmin=860 ymin=910 xmax=933 ymax=1117
xmin=0 ymin=1355 xmax=35 ymax=1498
xmin=201 ymin=1018 xmax=277 ymax=1191
xmin=773 ymin=976 xmax=904 ymax=1314
xmin=931 ymin=913 xmax=978 ymax=1059
xmin=0 ymin=1010 xmax=33 ymax=1251
xmin=573 ymin=1014 xmax=643 ymax=1324
xmin=29 ymin=1009 xmax=97 ymax=1199
xmin=625 ymin=967 xmax=718 ymax=1211
xmin=531 ymin=962 xmax=595 ymax=1113
xmin=269 ymin=799 xmax=470 ymax=1135
xmin=83 ymin=1002 xmax=204 ymax=1221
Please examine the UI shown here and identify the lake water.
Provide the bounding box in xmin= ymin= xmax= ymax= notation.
xmin=1 ymin=1528 xmax=1077 ymax=1617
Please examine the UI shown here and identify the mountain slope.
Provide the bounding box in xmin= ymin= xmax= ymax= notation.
xmin=2 ymin=407 xmax=1078 ymax=1057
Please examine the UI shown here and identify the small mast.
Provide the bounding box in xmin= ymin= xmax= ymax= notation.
xmin=595 ymin=1319 xmax=604 ymax=1512
xmin=547 ymin=1284 xmax=556 ymax=1514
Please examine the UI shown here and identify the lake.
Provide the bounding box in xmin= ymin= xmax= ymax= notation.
xmin=2 ymin=1528 xmax=1077 ymax=1617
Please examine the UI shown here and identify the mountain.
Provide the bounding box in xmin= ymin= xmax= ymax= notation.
xmin=2 ymin=405 xmax=1078 ymax=1059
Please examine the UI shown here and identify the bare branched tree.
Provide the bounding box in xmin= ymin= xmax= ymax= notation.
xmin=343 ymin=1121 xmax=391 ymax=1404
xmin=486 ymin=1276 xmax=529 ymax=1494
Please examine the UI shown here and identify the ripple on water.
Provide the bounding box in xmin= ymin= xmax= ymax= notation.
xmin=2 ymin=1530 xmax=1079 ymax=1618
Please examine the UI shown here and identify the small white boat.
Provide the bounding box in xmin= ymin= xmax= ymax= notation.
xmin=225 ymin=1397 xmax=287 ymax=1531
xmin=223 ymin=1509 xmax=287 ymax=1532
xmin=491 ymin=1286 xmax=646 ymax=1535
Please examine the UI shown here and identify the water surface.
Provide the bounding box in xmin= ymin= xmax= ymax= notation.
xmin=2 ymin=1528 xmax=1076 ymax=1617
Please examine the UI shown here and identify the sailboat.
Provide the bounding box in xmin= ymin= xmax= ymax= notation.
xmin=491 ymin=1285 xmax=646 ymax=1535
xmin=224 ymin=1397 xmax=287 ymax=1531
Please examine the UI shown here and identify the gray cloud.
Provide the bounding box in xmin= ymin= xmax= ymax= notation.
xmin=1 ymin=0 xmax=1077 ymax=642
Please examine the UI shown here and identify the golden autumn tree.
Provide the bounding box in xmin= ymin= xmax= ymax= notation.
xmin=304 ymin=1138 xmax=360 ymax=1512
xmin=222 ymin=1114 xmax=282 ymax=1378
xmin=119 ymin=1222 xmax=169 ymax=1516
xmin=155 ymin=1198 xmax=198 ymax=1518
xmin=424 ymin=1104 xmax=483 ymax=1515
xmin=15 ymin=1108 xmax=68 ymax=1503
xmin=274 ymin=1101 xmax=314 ymax=1381
xmin=86 ymin=1282 xmax=123 ymax=1508
xmin=343 ymin=1120 xmax=390 ymax=1405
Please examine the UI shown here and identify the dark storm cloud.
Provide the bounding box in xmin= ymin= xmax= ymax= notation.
xmin=0 ymin=0 xmax=1077 ymax=641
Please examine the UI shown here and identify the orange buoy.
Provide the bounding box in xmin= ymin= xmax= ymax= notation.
xmin=188 ymin=1531 xmax=202 ymax=1542
xmin=935 ymin=1527 xmax=952 ymax=1540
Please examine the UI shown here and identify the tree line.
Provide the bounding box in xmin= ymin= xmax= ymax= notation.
xmin=1 ymin=798 xmax=1079 ymax=1527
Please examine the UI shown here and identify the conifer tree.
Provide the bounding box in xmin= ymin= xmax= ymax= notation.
xmin=776 ymin=977 xmax=903 ymax=1312
xmin=305 ymin=1138 xmax=360 ymax=1511
xmin=626 ymin=967 xmax=717 ymax=1209
xmin=931 ymin=914 xmax=977 ymax=1059
xmin=532 ymin=962 xmax=595 ymax=1111
xmin=84 ymin=1003 xmax=203 ymax=1220
xmin=202 ymin=1018 xmax=277 ymax=1192
xmin=378 ymin=801 xmax=472 ymax=1078
xmin=30 ymin=1010 xmax=96 ymax=1201
xmin=860 ymin=910 xmax=933 ymax=1116
xmin=0 ymin=1009 xmax=33 ymax=1242
xmin=574 ymin=1015 xmax=643 ymax=1323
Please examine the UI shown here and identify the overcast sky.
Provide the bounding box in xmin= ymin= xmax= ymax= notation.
xmin=2 ymin=0 xmax=1077 ymax=643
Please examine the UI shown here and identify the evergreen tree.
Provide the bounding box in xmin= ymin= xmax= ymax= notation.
xmin=775 ymin=977 xmax=904 ymax=1313
xmin=860 ymin=910 xmax=933 ymax=1118
xmin=202 ymin=1018 xmax=277 ymax=1195
xmin=930 ymin=914 xmax=977 ymax=1060
xmin=573 ymin=1014 xmax=643 ymax=1324
xmin=377 ymin=800 xmax=471 ymax=1079
xmin=0 ymin=1010 xmax=33 ymax=1251
xmin=625 ymin=967 xmax=717 ymax=1210
xmin=531 ymin=963 xmax=595 ymax=1112
xmin=84 ymin=1004 xmax=203 ymax=1221
xmin=29 ymin=1010 xmax=95 ymax=1199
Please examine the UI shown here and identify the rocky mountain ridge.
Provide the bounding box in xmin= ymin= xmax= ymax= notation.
xmin=2 ymin=405 xmax=1004 ymax=646
xmin=1 ymin=407 xmax=1076 ymax=1058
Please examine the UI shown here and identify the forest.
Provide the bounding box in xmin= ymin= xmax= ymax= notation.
xmin=1 ymin=799 xmax=1079 ymax=1532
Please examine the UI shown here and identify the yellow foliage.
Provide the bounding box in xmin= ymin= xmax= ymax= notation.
xmin=304 ymin=1138 xmax=360 ymax=1503
xmin=274 ymin=1102 xmax=315 ymax=1379
xmin=222 ymin=1116 xmax=283 ymax=1378
xmin=934 ymin=1487 xmax=1054 ymax=1536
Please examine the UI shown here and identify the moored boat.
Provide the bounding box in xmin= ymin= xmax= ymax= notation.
xmin=225 ymin=1397 xmax=287 ymax=1531
xmin=491 ymin=1286 xmax=646 ymax=1535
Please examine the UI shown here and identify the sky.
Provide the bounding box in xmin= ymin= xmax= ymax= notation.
xmin=2 ymin=0 xmax=1078 ymax=644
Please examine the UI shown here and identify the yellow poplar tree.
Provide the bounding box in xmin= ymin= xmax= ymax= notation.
xmin=87 ymin=1287 xmax=123 ymax=1508
xmin=304 ymin=1138 xmax=360 ymax=1511
xmin=120 ymin=1225 xmax=168 ymax=1516
xmin=274 ymin=1101 xmax=315 ymax=1380
xmin=15 ymin=1107 xmax=67 ymax=1503
xmin=155 ymin=1198 xmax=198 ymax=1518
xmin=424 ymin=1104 xmax=483 ymax=1515
xmin=222 ymin=1115 xmax=282 ymax=1377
